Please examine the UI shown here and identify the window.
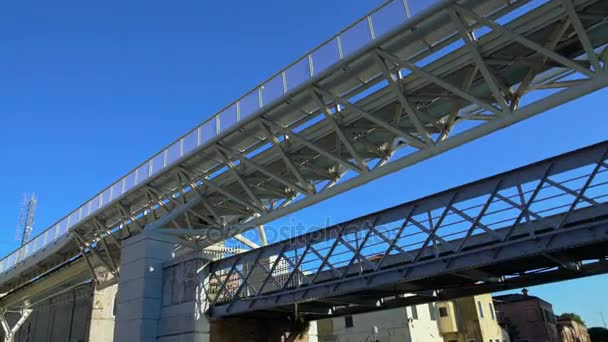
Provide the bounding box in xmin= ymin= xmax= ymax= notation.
xmin=542 ymin=309 xmax=553 ymax=323
xmin=541 ymin=308 xmax=547 ymax=322
xmin=489 ymin=303 xmax=496 ymax=320
xmin=344 ymin=316 xmax=353 ymax=328
xmin=113 ymin=292 xmax=118 ymax=316
xmin=429 ymin=303 xmax=436 ymax=320
xmin=411 ymin=305 xmax=419 ymax=320
xmin=439 ymin=307 xmax=449 ymax=317
xmin=477 ymin=301 xmax=485 ymax=318
xmin=541 ymin=309 xmax=556 ymax=324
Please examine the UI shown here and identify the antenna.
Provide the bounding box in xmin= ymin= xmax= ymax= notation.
xmin=16 ymin=193 xmax=37 ymax=246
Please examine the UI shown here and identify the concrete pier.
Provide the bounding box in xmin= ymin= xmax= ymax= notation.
xmin=113 ymin=232 xmax=176 ymax=341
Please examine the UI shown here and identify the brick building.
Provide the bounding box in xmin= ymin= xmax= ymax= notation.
xmin=494 ymin=289 xmax=559 ymax=342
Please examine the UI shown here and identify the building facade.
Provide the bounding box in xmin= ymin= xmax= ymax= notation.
xmin=317 ymin=294 xmax=511 ymax=342
xmin=436 ymin=293 xmax=510 ymax=342
xmin=317 ymin=303 xmax=443 ymax=342
xmin=557 ymin=316 xmax=590 ymax=342
xmin=494 ymin=289 xmax=559 ymax=342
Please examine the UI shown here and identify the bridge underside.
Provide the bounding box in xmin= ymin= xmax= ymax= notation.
xmin=3 ymin=0 xmax=608 ymax=297
xmin=207 ymin=141 xmax=608 ymax=318
xmin=221 ymin=230 xmax=608 ymax=321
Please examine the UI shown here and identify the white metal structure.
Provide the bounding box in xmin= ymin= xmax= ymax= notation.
xmin=1 ymin=0 xmax=608 ymax=295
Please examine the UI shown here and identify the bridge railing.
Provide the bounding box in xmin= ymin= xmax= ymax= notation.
xmin=0 ymin=0 xmax=443 ymax=274
xmin=207 ymin=141 xmax=608 ymax=310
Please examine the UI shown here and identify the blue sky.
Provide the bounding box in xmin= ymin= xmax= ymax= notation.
xmin=1 ymin=0 xmax=606 ymax=327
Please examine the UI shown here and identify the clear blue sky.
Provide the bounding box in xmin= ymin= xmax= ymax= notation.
xmin=1 ymin=0 xmax=606 ymax=327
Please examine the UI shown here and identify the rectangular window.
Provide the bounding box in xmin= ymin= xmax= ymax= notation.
xmin=429 ymin=303 xmax=436 ymax=320
xmin=439 ymin=307 xmax=449 ymax=317
xmin=542 ymin=309 xmax=550 ymax=323
xmin=477 ymin=301 xmax=485 ymax=318
xmin=344 ymin=316 xmax=354 ymax=328
xmin=489 ymin=303 xmax=496 ymax=320
xmin=411 ymin=305 xmax=418 ymax=320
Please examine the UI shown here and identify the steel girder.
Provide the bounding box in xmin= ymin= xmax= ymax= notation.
xmin=212 ymin=259 xmax=608 ymax=320
xmin=207 ymin=140 xmax=608 ymax=317
xmin=0 ymin=305 xmax=31 ymax=342
xmin=1 ymin=0 xmax=608 ymax=292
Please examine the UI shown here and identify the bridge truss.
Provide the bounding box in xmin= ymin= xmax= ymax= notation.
xmin=1 ymin=0 xmax=608 ymax=297
xmin=207 ymin=140 xmax=608 ymax=318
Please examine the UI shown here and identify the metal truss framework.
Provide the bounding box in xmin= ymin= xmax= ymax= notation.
xmin=0 ymin=304 xmax=31 ymax=342
xmin=207 ymin=141 xmax=608 ymax=317
xmin=2 ymin=0 xmax=608 ymax=292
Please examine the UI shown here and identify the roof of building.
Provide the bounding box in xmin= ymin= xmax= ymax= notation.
xmin=493 ymin=293 xmax=552 ymax=307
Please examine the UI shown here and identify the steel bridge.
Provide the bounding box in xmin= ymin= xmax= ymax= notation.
xmin=1 ymin=0 xmax=608 ymax=312
xmin=207 ymin=140 xmax=608 ymax=319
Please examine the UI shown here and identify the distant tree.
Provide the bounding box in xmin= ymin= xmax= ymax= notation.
xmin=560 ymin=313 xmax=586 ymax=326
xmin=589 ymin=327 xmax=608 ymax=342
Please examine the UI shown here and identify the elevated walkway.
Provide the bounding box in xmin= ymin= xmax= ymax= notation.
xmin=2 ymin=0 xmax=608 ymax=296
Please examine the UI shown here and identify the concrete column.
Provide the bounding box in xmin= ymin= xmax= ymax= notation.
xmin=113 ymin=232 xmax=176 ymax=342
xmin=157 ymin=253 xmax=212 ymax=342
xmin=88 ymin=283 xmax=118 ymax=342
xmin=113 ymin=233 xmax=317 ymax=341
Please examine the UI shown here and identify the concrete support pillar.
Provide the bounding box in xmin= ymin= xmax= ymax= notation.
xmin=113 ymin=232 xmax=176 ymax=342
xmin=112 ymin=233 xmax=317 ymax=342
xmin=88 ymin=282 xmax=118 ymax=342
xmin=157 ymin=253 xmax=212 ymax=342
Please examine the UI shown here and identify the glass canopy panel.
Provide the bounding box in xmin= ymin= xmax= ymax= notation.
xmin=312 ymin=39 xmax=340 ymax=76
xmin=219 ymin=104 xmax=238 ymax=134
xmin=151 ymin=153 xmax=166 ymax=176
xmin=165 ymin=141 xmax=182 ymax=167
xmin=182 ymin=129 xmax=199 ymax=156
xmin=112 ymin=180 xmax=125 ymax=201
xmin=124 ymin=171 xmax=137 ymax=193
xmin=406 ymin=0 xmax=442 ymax=17
xmin=371 ymin=0 xmax=407 ymax=38
xmin=285 ymin=57 xmax=310 ymax=91
xmin=201 ymin=118 xmax=217 ymax=145
xmin=239 ymin=90 xmax=261 ymax=120
xmin=262 ymin=74 xmax=284 ymax=107
xmin=340 ymin=19 xmax=373 ymax=57
xmin=136 ymin=161 xmax=151 ymax=185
